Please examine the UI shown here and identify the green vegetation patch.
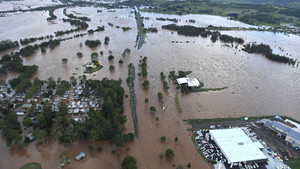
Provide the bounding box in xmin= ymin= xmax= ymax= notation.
xmin=286 ymin=158 xmax=300 ymax=169
xmin=20 ymin=162 xmax=42 ymax=169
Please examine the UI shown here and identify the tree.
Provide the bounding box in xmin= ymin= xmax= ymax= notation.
xmin=150 ymin=106 xmax=156 ymax=113
xmin=109 ymin=65 xmax=115 ymax=71
xmin=144 ymin=98 xmax=149 ymax=103
xmin=104 ymin=36 xmax=110 ymax=45
xmin=77 ymin=52 xmax=83 ymax=57
xmin=163 ymin=80 xmax=169 ymax=90
xmin=160 ymin=136 xmax=166 ymax=142
xmin=142 ymin=80 xmax=149 ymax=90
xmin=89 ymin=145 xmax=94 ymax=152
xmin=69 ymin=76 xmax=77 ymax=87
xmin=175 ymin=137 xmax=178 ymax=142
xmin=187 ymin=162 xmax=191 ymax=168
xmin=59 ymin=151 xmax=70 ymax=163
xmin=33 ymin=128 xmax=47 ymax=145
xmin=158 ymin=92 xmax=163 ymax=102
xmin=47 ymin=77 xmax=56 ymax=89
xmin=108 ymin=55 xmax=114 ymax=60
xmin=160 ymin=72 xmax=165 ymax=79
xmin=1 ymin=113 xmax=21 ymax=146
xmin=165 ymin=149 xmax=174 ymax=160
xmin=62 ymin=58 xmax=68 ymax=65
xmin=122 ymin=156 xmax=137 ymax=169
xmin=159 ymin=153 xmax=164 ymax=159
xmin=119 ymin=59 xmax=123 ymax=64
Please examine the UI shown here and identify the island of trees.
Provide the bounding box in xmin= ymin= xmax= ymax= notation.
xmin=243 ymin=43 xmax=296 ymax=65
xmin=162 ymin=24 xmax=244 ymax=44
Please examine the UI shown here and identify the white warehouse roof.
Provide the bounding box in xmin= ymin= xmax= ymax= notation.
xmin=210 ymin=128 xmax=267 ymax=164
xmin=176 ymin=77 xmax=200 ymax=87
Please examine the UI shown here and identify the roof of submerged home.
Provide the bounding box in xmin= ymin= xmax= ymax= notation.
xmin=210 ymin=128 xmax=267 ymax=164
xmin=176 ymin=77 xmax=200 ymax=87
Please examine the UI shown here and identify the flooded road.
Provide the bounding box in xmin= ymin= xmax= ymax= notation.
xmin=0 ymin=7 xmax=300 ymax=169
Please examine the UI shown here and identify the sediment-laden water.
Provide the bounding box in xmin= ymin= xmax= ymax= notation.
xmin=0 ymin=6 xmax=300 ymax=169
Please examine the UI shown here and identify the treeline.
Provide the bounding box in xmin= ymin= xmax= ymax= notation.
xmin=0 ymin=39 xmax=19 ymax=52
xmin=144 ymin=27 xmax=158 ymax=33
xmin=122 ymin=27 xmax=132 ymax=31
xmin=54 ymin=18 xmax=89 ymax=37
xmin=239 ymin=12 xmax=279 ymax=25
xmin=156 ymin=17 xmax=178 ymax=23
xmin=162 ymin=24 xmax=244 ymax=44
xmin=19 ymin=39 xmax=60 ymax=56
xmin=88 ymin=26 xmax=105 ymax=34
xmin=220 ymin=35 xmax=244 ymax=44
xmin=63 ymin=8 xmax=91 ymax=21
xmin=47 ymin=7 xmax=57 ymax=21
xmin=62 ymin=18 xmax=89 ymax=29
xmin=85 ymin=40 xmax=101 ymax=47
xmin=243 ymin=43 xmax=296 ymax=65
xmin=20 ymin=35 xmax=53 ymax=45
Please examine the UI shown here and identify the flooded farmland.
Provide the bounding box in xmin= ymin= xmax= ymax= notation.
xmin=1 ymin=6 xmax=300 ymax=169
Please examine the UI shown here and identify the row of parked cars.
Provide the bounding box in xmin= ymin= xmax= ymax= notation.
xmin=194 ymin=129 xmax=227 ymax=163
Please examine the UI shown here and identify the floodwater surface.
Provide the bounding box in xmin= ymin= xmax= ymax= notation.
xmin=0 ymin=6 xmax=300 ymax=169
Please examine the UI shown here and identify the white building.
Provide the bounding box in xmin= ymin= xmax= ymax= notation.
xmin=210 ymin=128 xmax=267 ymax=168
xmin=176 ymin=77 xmax=201 ymax=87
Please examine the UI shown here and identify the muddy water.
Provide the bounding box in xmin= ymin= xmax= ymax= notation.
xmin=0 ymin=7 xmax=300 ymax=169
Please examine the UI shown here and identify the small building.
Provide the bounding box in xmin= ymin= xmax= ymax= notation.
xmin=74 ymin=109 xmax=79 ymax=115
xmin=176 ymin=77 xmax=201 ymax=87
xmin=16 ymin=112 xmax=25 ymax=116
xmin=75 ymin=152 xmax=85 ymax=161
xmin=264 ymin=120 xmax=292 ymax=135
xmin=22 ymin=104 xmax=32 ymax=109
xmin=285 ymin=128 xmax=300 ymax=148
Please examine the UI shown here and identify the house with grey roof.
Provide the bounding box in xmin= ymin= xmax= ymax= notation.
xmin=264 ymin=120 xmax=292 ymax=135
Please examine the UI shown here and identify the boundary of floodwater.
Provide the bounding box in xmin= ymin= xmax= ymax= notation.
xmin=185 ymin=115 xmax=276 ymax=125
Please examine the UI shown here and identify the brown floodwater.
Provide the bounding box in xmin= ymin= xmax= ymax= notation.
xmin=1 ymin=6 xmax=300 ymax=169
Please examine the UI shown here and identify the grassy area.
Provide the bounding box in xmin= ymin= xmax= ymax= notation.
xmin=175 ymin=94 xmax=182 ymax=113
xmin=20 ymin=162 xmax=42 ymax=169
xmin=191 ymin=135 xmax=217 ymax=164
xmin=286 ymin=158 xmax=300 ymax=169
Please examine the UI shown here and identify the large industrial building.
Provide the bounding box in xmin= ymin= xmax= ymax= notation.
xmin=210 ymin=128 xmax=268 ymax=168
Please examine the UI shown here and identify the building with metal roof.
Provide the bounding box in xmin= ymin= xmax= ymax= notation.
xmin=210 ymin=128 xmax=267 ymax=167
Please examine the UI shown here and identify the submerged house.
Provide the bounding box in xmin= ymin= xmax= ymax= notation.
xmin=176 ymin=77 xmax=201 ymax=87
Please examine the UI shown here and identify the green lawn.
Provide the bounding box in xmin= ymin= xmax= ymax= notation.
xmin=20 ymin=162 xmax=42 ymax=169
xmin=286 ymin=158 xmax=300 ymax=169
